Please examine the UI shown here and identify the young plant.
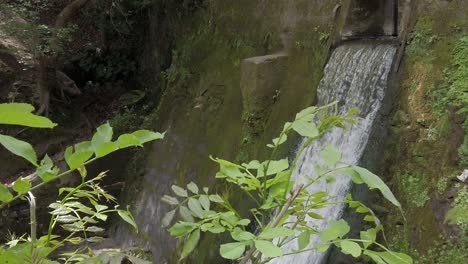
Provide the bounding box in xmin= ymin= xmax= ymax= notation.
xmin=163 ymin=102 xmax=412 ymax=264
xmin=0 ymin=103 xmax=164 ymax=262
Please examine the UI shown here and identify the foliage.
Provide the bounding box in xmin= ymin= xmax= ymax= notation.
xmin=71 ymin=47 xmax=137 ymax=84
xmin=419 ymin=237 xmax=468 ymax=264
xmin=400 ymin=174 xmax=429 ymax=208
xmin=163 ymin=103 xmax=411 ymax=263
xmin=0 ymin=103 xmax=164 ymax=262
xmin=405 ymin=17 xmax=437 ymax=59
xmin=445 ymin=184 xmax=468 ymax=232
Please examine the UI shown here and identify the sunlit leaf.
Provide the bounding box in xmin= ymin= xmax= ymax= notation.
xmin=254 ymin=240 xmax=283 ymax=258
xmin=320 ymin=219 xmax=350 ymax=242
xmin=0 ymin=103 xmax=57 ymax=128
xmin=0 ymin=183 xmax=13 ymax=202
xmin=219 ymin=242 xmax=246 ymax=260
xmin=0 ymin=134 xmax=37 ymax=166
xmin=180 ymin=229 xmax=200 ymax=260
xmin=13 ymin=178 xmax=31 ymax=194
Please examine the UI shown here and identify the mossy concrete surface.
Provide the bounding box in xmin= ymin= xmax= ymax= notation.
xmin=383 ymin=0 xmax=468 ymax=261
xmin=116 ymin=0 xmax=343 ymax=262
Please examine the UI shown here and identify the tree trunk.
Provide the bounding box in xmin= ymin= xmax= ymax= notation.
xmin=36 ymin=0 xmax=92 ymax=115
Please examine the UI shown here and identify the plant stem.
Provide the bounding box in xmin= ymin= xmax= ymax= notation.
xmin=239 ymin=184 xmax=304 ymax=264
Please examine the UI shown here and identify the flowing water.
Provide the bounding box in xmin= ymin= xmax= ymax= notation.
xmin=270 ymin=42 xmax=396 ymax=264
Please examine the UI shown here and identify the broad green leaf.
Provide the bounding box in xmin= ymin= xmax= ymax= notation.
xmin=91 ymin=123 xmax=113 ymax=151
xmin=342 ymin=168 xmax=364 ymax=184
xmin=13 ymin=178 xmax=31 ymax=194
xmin=37 ymin=154 xmax=60 ymax=182
xmin=308 ymin=212 xmax=324 ymax=219
xmin=320 ymin=145 xmax=341 ymax=167
xmin=94 ymin=205 xmax=108 ymax=212
xmin=316 ymin=243 xmax=330 ymax=253
xmin=258 ymin=159 xmax=289 ymax=177
xmin=187 ymin=182 xmax=199 ymax=194
xmin=339 ymin=240 xmax=362 ymax=258
xmin=0 ymin=134 xmax=37 ymax=166
xmin=365 ymin=250 xmax=413 ymax=264
xmin=180 ymin=229 xmax=200 ymax=260
xmin=360 ymin=228 xmax=376 ymax=248
xmin=292 ymin=119 xmax=319 ymax=137
xmin=353 ymin=166 xmax=401 ymax=207
xmin=209 ymin=194 xmax=224 ymax=203
xmin=297 ymin=230 xmax=311 ymax=250
xmin=356 ymin=206 xmax=369 ymax=213
xmin=268 ymin=135 xmax=287 ymax=148
xmin=254 ymin=240 xmax=283 ymax=258
xmin=295 ymin=106 xmax=317 ymax=120
xmin=162 ymin=210 xmax=176 ymax=228
xmin=0 ymin=183 xmax=13 ymax=202
xmin=188 ymin=198 xmax=204 ymax=218
xmin=231 ymin=228 xmax=255 ymax=241
xmin=162 ymin=195 xmax=179 ymax=205
xmin=236 ymin=219 xmax=251 ymax=226
xmin=364 ymin=250 xmax=387 ymax=264
xmin=74 ymin=141 xmax=92 ymax=152
xmin=179 ymin=206 xmax=195 ymax=222
xmin=259 ymin=227 xmax=294 ymax=239
xmin=199 ymin=195 xmax=210 ymax=210
xmin=116 ymin=134 xmax=141 ymax=148
xmin=171 ymin=185 xmax=188 ymax=197
xmin=320 ymin=219 xmax=350 ymax=242
xmin=0 ymin=103 xmax=57 ymax=128
xmin=118 ymin=210 xmax=137 ymax=231
xmin=169 ymin=222 xmax=198 ymax=237
xmin=220 ymin=242 xmax=246 ymax=260
xmin=132 ymin=130 xmax=165 ymax=144
xmin=203 ymin=187 xmax=209 ymax=193
xmin=67 ymin=151 xmax=93 ymax=169
xmin=96 ymin=142 xmax=119 ymax=157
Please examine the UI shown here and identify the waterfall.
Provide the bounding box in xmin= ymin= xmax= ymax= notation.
xmin=270 ymin=43 xmax=396 ymax=264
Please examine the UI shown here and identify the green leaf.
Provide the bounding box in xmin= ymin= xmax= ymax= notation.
xmin=316 ymin=243 xmax=330 ymax=253
xmin=0 ymin=103 xmax=57 ymax=128
xmin=209 ymin=194 xmax=224 ymax=203
xmin=295 ymin=106 xmax=317 ymax=120
xmin=180 ymin=229 xmax=200 ymax=260
xmin=258 ymin=159 xmax=289 ymax=177
xmin=259 ymin=227 xmax=294 ymax=239
xmin=353 ymin=166 xmax=401 ymax=207
xmin=118 ymin=210 xmax=137 ymax=231
xmin=320 ymin=145 xmax=341 ymax=167
xmin=187 ymin=182 xmax=199 ymax=194
xmin=268 ymin=135 xmax=288 ymax=148
xmin=339 ymin=240 xmax=362 ymax=258
xmin=0 ymin=134 xmax=37 ymax=166
xmin=179 ymin=206 xmax=195 ymax=222
xmin=91 ymin=123 xmax=113 ymax=152
xmin=0 ymin=183 xmax=13 ymax=202
xmin=219 ymin=242 xmax=246 ymax=260
xmin=360 ymin=228 xmax=377 ymax=248
xmin=162 ymin=209 xmax=176 ymax=228
xmin=237 ymin=219 xmax=250 ymax=226
xmin=365 ymin=250 xmax=413 ymax=264
xmin=162 ymin=195 xmax=179 ymax=205
xmin=292 ymin=119 xmax=319 ymax=137
xmin=254 ymin=240 xmax=283 ymax=258
xmin=116 ymin=134 xmax=141 ymax=148
xmin=37 ymin=155 xmax=60 ymax=182
xmin=231 ymin=228 xmax=255 ymax=241
xmin=320 ymin=219 xmax=350 ymax=242
xmin=96 ymin=142 xmax=119 ymax=157
xmin=171 ymin=185 xmax=188 ymax=197
xmin=67 ymin=151 xmax=93 ymax=170
xmin=188 ymin=198 xmax=204 ymax=218
xmin=199 ymin=195 xmax=210 ymax=210
xmin=132 ymin=130 xmax=165 ymax=144
xmin=13 ymin=178 xmax=31 ymax=194
xmin=297 ymin=230 xmax=311 ymax=250
xmin=169 ymin=222 xmax=198 ymax=237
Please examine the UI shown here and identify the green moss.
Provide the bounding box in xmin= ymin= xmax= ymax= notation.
xmin=419 ymin=238 xmax=468 ymax=264
xmin=401 ymin=174 xmax=430 ymax=208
